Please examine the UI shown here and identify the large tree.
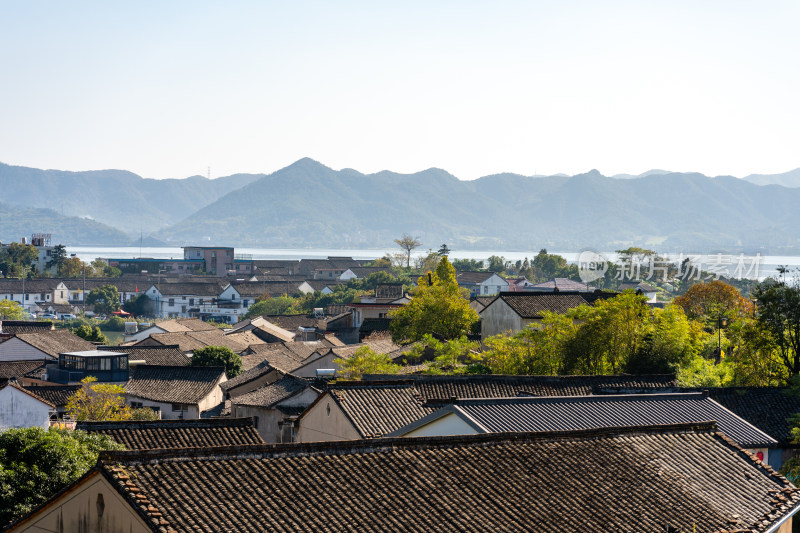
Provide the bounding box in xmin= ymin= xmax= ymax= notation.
xmin=394 ymin=233 xmax=421 ymax=269
xmin=0 ymin=427 xmax=124 ymax=525
xmin=752 ymin=280 xmax=800 ymax=377
xmin=0 ymin=299 xmax=25 ymax=320
xmin=333 ymin=346 xmax=400 ymax=380
xmin=390 ymin=256 xmax=479 ymax=343
xmin=45 ymin=244 xmax=68 ymax=275
xmin=192 ymin=345 xmax=242 ymax=378
xmin=86 ymin=284 xmax=121 ymax=315
xmin=674 ymin=280 xmax=755 ymax=323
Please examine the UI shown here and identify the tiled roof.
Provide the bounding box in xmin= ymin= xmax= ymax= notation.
xmin=346 ymin=267 xmax=394 ymax=278
xmin=75 ymin=418 xmax=263 ymax=449
xmin=14 ymin=330 xmax=96 ymax=358
xmin=0 ymin=320 xmax=54 ymax=334
xmin=363 ymin=374 xmax=679 ymax=401
xmin=0 ymin=360 xmax=47 ymax=379
xmin=125 ymin=365 xmax=225 ymax=404
xmin=147 ymin=329 xmax=251 ymax=353
xmin=0 ymin=279 xmax=65 ymax=292
xmin=229 ymin=281 xmax=280 ymax=297
xmin=375 ymin=283 xmax=404 ymax=299
xmin=89 ymin=423 xmax=800 ymax=532
xmin=529 ymin=278 xmax=594 ymax=291
xmin=220 ymin=361 xmax=281 ymax=393
xmin=618 ymin=281 xmax=658 ymax=292
xmin=486 ymin=291 xmax=618 ymax=319
xmin=22 ymin=384 xmax=81 ymax=407
xmin=106 ymin=345 xmax=190 ymax=366
xmin=263 ymin=314 xmax=318 ymax=330
xmin=224 ymin=330 xmax=267 ymax=347
xmin=707 ymin=387 xmax=800 ymax=447
xmin=152 ymin=283 xmax=225 ymax=297
xmin=155 ymin=318 xmax=218 ymax=333
xmin=231 ymin=375 xmax=316 ymax=408
xmin=456 ymin=271 xmax=499 ymax=284
xmin=469 ymin=296 xmax=496 ymax=311
xmin=327 ymin=381 xmax=433 ymax=438
xmin=242 ymin=344 xmax=306 ymax=373
xmin=424 ymin=393 xmax=777 ymax=448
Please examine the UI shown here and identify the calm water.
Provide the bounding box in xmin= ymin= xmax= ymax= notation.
xmin=69 ymin=246 xmax=800 ymax=281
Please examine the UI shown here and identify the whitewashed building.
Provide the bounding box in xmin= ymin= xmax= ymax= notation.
xmin=0 ymin=381 xmax=55 ymax=430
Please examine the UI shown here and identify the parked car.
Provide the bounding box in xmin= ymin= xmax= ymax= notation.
xmin=59 ymin=314 xmax=77 ymax=320
xmin=39 ymin=313 xmax=57 ymax=320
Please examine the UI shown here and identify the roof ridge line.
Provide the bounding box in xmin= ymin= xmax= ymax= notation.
xmin=97 ymin=422 xmax=719 ymax=465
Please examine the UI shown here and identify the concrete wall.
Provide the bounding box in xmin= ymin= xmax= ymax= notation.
xmin=8 ymin=472 xmax=151 ymax=533
xmin=297 ymin=393 xmax=360 ymax=442
xmin=0 ymin=386 xmax=52 ymax=430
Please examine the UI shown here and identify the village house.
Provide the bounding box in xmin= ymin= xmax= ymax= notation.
xmin=123 ymin=317 xmax=218 ymax=344
xmin=618 ymin=280 xmax=659 ymax=302
xmin=455 ymin=271 xmax=509 ymax=297
xmin=8 ymin=423 xmax=800 ymax=532
xmin=296 ymin=381 xmax=433 ymax=442
xmin=528 ymin=277 xmax=596 ymax=292
xmin=229 ymin=374 xmax=321 ymax=442
xmin=479 ymin=291 xmax=618 ymax=339
xmin=75 ymin=418 xmax=264 ymax=449
xmin=144 ymin=282 xmax=227 ymax=320
xmin=0 ymin=279 xmax=70 ymax=316
xmin=123 ymin=365 xmax=227 ymax=419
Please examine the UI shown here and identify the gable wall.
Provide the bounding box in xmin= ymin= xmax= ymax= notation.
xmin=8 ymin=473 xmax=151 ymax=533
xmin=297 ymin=393 xmax=360 ymax=442
xmin=480 ymin=299 xmax=523 ymax=339
xmin=0 ymin=337 xmax=52 ymax=361
xmin=0 ymin=386 xmax=52 ymax=430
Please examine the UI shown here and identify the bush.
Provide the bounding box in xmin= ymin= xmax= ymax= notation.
xmin=191 ymin=345 xmax=242 ymax=378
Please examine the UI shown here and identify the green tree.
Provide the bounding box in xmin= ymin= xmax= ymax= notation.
xmin=85 ymin=284 xmax=121 ymax=315
xmin=724 ymin=318 xmax=788 ymax=386
xmin=409 ymin=334 xmax=480 ymax=374
xmin=624 ymin=304 xmax=699 ymax=374
xmin=191 ymin=345 xmax=242 ymax=378
xmin=479 ymin=313 xmax=576 ymax=375
xmin=451 ymin=258 xmax=485 ymax=271
xmin=0 ymin=243 xmax=38 ymax=278
xmin=45 ymin=244 xmax=68 ymax=275
xmin=122 ymin=293 xmax=151 ymax=316
xmin=487 ymin=255 xmax=506 ymax=273
xmin=390 ymin=256 xmax=479 ymax=343
xmin=244 ymin=296 xmax=299 ymax=318
xmin=72 ymin=324 xmax=109 ymax=344
xmin=334 ymin=346 xmax=400 ymax=380
xmin=0 ymin=299 xmax=25 ymax=320
xmin=0 ymin=427 xmax=124 ymax=525
xmin=437 ymin=244 xmax=451 ymax=256
xmin=752 ymin=279 xmax=800 ymax=378
xmin=394 ymin=233 xmax=422 ymax=269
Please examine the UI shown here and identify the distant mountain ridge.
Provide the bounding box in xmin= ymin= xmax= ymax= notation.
xmin=0 ymin=202 xmax=130 ymax=245
xmin=4 ymin=158 xmax=800 ymax=251
xmin=0 ymin=162 xmax=263 ymax=235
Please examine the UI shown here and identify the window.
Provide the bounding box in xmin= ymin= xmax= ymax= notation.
xmin=181 ymin=305 xmax=187 ymax=313
xmin=171 ymin=403 xmax=189 ymax=412
xmin=130 ymin=401 xmax=143 ymax=409
xmin=25 ymin=294 xmax=29 ymax=300
xmin=253 ymin=416 xmax=259 ymax=428
xmin=189 ymin=298 xmax=194 ymax=305
xmin=199 ymin=299 xmax=204 ymax=306
xmin=483 ymin=286 xmax=488 ymax=294
xmin=243 ymin=299 xmax=249 ymax=307
xmin=168 ymin=298 xmax=175 ymax=307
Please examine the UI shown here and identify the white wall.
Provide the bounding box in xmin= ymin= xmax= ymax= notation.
xmin=297 ymin=394 xmax=360 ymax=442
xmin=0 ymin=337 xmax=52 ymax=361
xmin=402 ymin=412 xmax=481 ymax=437
xmin=0 ymin=386 xmax=52 ymax=429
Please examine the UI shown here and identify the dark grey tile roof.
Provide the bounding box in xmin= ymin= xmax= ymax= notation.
xmin=363 ymin=374 xmax=678 ymax=401
xmin=0 ymin=360 xmax=47 ymax=379
xmin=21 ymin=384 xmax=81 ymax=407
xmin=0 ymin=320 xmax=54 ymax=334
xmin=92 ymin=423 xmax=800 ymax=532
xmin=530 ymin=278 xmax=594 ymax=291
xmin=487 ymin=291 xmax=618 ymax=319
xmin=125 ymin=365 xmax=225 ymax=404
xmin=76 ymin=418 xmax=263 ymax=449
xmin=328 ymin=381 xmax=433 ymax=438
xmin=456 ymin=271 xmax=499 ymax=284
xmin=231 ymin=375 xmax=316 ymax=409
xmin=153 ymin=282 xmax=226 ymax=296
xmin=443 ymin=393 xmax=777 ymax=448
xmin=220 ymin=360 xmax=280 ymax=392
xmin=106 ymin=345 xmax=190 ymax=366
xmin=706 ymin=387 xmax=800 ymax=447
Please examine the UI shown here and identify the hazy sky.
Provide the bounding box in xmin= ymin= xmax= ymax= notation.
xmin=1 ymin=1 xmax=798 ymax=180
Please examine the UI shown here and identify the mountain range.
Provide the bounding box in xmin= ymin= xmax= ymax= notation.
xmin=2 ymin=159 xmax=800 ymax=252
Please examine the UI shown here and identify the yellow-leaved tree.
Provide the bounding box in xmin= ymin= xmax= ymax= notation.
xmin=66 ymin=376 xmax=159 ymax=421
xmin=390 ymin=256 xmax=479 ymax=344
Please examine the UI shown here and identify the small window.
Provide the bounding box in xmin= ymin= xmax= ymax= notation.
xmin=171 ymin=403 xmax=189 ymax=412
xmin=189 ymin=298 xmax=194 ymax=305
xmin=243 ymin=300 xmax=249 ymax=307
xmin=326 ymin=403 xmax=331 ymax=416
xmin=130 ymin=401 xmax=143 ymax=409
xmin=168 ymin=298 xmax=175 ymax=306
xmin=253 ymin=416 xmax=259 ymax=428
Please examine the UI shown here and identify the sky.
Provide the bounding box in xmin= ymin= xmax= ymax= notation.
xmin=1 ymin=1 xmax=798 ymax=181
